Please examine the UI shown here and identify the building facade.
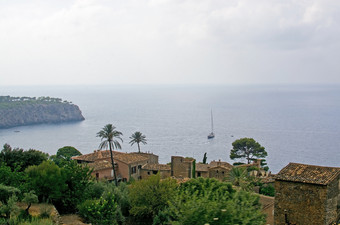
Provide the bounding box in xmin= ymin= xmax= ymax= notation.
xmin=274 ymin=163 xmax=340 ymax=225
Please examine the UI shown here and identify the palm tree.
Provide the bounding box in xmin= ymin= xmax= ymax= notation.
xmin=97 ymin=124 xmax=123 ymax=186
xmin=129 ymin=131 xmax=147 ymax=153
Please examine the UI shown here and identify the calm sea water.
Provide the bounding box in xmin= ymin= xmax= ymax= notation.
xmin=0 ymin=85 xmax=339 ymax=173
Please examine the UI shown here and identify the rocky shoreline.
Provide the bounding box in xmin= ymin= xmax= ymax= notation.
xmin=0 ymin=97 xmax=85 ymax=129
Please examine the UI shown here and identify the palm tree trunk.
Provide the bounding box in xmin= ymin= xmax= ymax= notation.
xmin=109 ymin=144 xmax=118 ymax=186
xmin=137 ymin=143 xmax=140 ymax=153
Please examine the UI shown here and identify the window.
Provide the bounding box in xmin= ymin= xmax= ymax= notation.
xmin=96 ymin=173 xmax=99 ymax=180
xmin=138 ymin=165 xmax=142 ymax=169
xmin=147 ymin=171 xmax=150 ymax=175
xmin=153 ymin=170 xmax=158 ymax=175
xmin=131 ymin=166 xmax=137 ymax=174
xmin=197 ymin=172 xmax=201 ymax=177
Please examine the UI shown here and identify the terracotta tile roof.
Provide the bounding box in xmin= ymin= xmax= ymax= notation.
xmin=142 ymin=164 xmax=171 ymax=171
xmin=275 ymin=163 xmax=340 ymax=185
xmin=209 ymin=161 xmax=233 ymax=169
xmin=72 ymin=150 xmax=113 ymax=162
xmin=196 ymin=163 xmax=209 ymax=172
xmin=115 ymin=153 xmax=149 ymax=164
xmin=72 ymin=150 xmax=149 ymax=164
xmin=88 ymin=160 xmax=112 ymax=171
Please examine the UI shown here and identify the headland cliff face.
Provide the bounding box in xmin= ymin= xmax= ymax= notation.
xmin=0 ymin=96 xmax=85 ymax=129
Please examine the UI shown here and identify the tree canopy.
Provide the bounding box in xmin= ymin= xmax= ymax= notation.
xmin=0 ymin=144 xmax=48 ymax=171
xmin=129 ymin=131 xmax=147 ymax=153
xmin=50 ymin=146 xmax=82 ymax=166
xmin=230 ymin=138 xmax=267 ymax=164
xmin=166 ymin=178 xmax=266 ymax=225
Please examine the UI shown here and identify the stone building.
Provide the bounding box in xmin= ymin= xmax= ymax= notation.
xmin=171 ymin=156 xmax=195 ymax=178
xmin=140 ymin=164 xmax=171 ymax=179
xmin=274 ymin=163 xmax=340 ymax=225
xmin=72 ymin=150 xmax=158 ymax=182
xmin=209 ymin=160 xmax=233 ymax=180
xmin=171 ymin=157 xmax=233 ymax=180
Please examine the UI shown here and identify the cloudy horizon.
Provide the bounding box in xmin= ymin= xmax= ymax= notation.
xmin=1 ymin=0 xmax=340 ymax=86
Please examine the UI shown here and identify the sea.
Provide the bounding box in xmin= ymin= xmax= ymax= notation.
xmin=0 ymin=84 xmax=339 ymax=174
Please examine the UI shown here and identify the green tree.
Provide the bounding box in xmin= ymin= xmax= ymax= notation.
xmin=22 ymin=191 xmax=38 ymax=215
xmin=78 ymin=192 xmax=122 ymax=225
xmin=0 ymin=184 xmax=20 ymax=219
xmin=202 ymin=152 xmax=207 ymax=164
xmin=97 ymin=124 xmax=123 ymax=186
xmin=129 ymin=174 xmax=178 ymax=223
xmin=129 ymin=131 xmax=147 ymax=153
xmin=50 ymin=146 xmax=82 ymax=166
xmin=25 ymin=161 xmax=65 ymax=203
xmin=0 ymin=163 xmax=27 ymax=191
xmin=230 ymin=138 xmax=267 ymax=164
xmin=227 ymin=167 xmax=256 ymax=191
xmin=166 ymin=178 xmax=265 ymax=225
xmin=0 ymin=144 xmax=48 ymax=171
xmin=55 ymin=160 xmax=93 ymax=214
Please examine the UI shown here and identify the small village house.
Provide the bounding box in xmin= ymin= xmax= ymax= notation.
xmin=274 ymin=163 xmax=340 ymax=225
xmin=72 ymin=150 xmax=158 ymax=182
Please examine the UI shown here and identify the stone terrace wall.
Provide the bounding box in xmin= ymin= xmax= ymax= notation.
xmin=326 ymin=175 xmax=340 ymax=224
xmin=274 ymin=180 xmax=328 ymax=225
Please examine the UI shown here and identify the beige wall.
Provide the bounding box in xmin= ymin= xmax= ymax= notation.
xmin=116 ymin=161 xmax=130 ymax=181
xmin=92 ymin=168 xmax=113 ymax=180
xmin=171 ymin=156 xmax=192 ymax=178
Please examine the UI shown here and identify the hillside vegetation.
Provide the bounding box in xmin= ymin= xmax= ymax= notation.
xmin=0 ymin=96 xmax=85 ymax=129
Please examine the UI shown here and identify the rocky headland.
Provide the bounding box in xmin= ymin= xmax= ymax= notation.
xmin=0 ymin=96 xmax=85 ymax=129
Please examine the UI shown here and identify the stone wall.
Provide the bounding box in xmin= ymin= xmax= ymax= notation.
xmin=208 ymin=166 xmax=230 ymax=181
xmin=326 ymin=175 xmax=340 ymax=224
xmin=274 ymin=180 xmax=328 ymax=225
xmin=171 ymin=156 xmax=192 ymax=178
xmin=128 ymin=160 xmax=148 ymax=181
xmin=140 ymin=169 xmax=171 ymax=179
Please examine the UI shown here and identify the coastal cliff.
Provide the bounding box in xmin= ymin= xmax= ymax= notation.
xmin=0 ymin=96 xmax=85 ymax=129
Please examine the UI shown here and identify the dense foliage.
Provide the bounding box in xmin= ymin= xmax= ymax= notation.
xmin=129 ymin=174 xmax=177 ymax=223
xmin=50 ymin=146 xmax=82 ymax=166
xmin=0 ymin=144 xmax=48 ymax=172
xmin=165 ymin=178 xmax=266 ymax=225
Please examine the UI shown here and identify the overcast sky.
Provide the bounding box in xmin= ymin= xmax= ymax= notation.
xmin=1 ymin=0 xmax=340 ymax=86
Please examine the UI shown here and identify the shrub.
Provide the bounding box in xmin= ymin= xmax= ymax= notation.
xmin=259 ymin=184 xmax=275 ymax=197
xmin=78 ymin=192 xmax=121 ymax=225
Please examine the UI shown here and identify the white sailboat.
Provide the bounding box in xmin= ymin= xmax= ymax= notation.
xmin=207 ymin=110 xmax=215 ymax=139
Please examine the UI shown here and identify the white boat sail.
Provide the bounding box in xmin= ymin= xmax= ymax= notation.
xmin=207 ymin=110 xmax=215 ymax=139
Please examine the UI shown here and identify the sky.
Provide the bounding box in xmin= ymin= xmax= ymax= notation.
xmin=1 ymin=0 xmax=340 ymax=86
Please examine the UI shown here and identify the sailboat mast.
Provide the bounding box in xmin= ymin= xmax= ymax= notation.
xmin=211 ymin=110 xmax=214 ymax=133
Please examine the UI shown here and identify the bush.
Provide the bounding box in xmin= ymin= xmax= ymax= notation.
xmin=78 ymin=192 xmax=122 ymax=225
xmin=128 ymin=174 xmax=177 ymax=223
xmin=259 ymin=184 xmax=275 ymax=197
xmin=167 ymin=178 xmax=266 ymax=225
xmin=84 ymin=181 xmax=108 ymax=200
